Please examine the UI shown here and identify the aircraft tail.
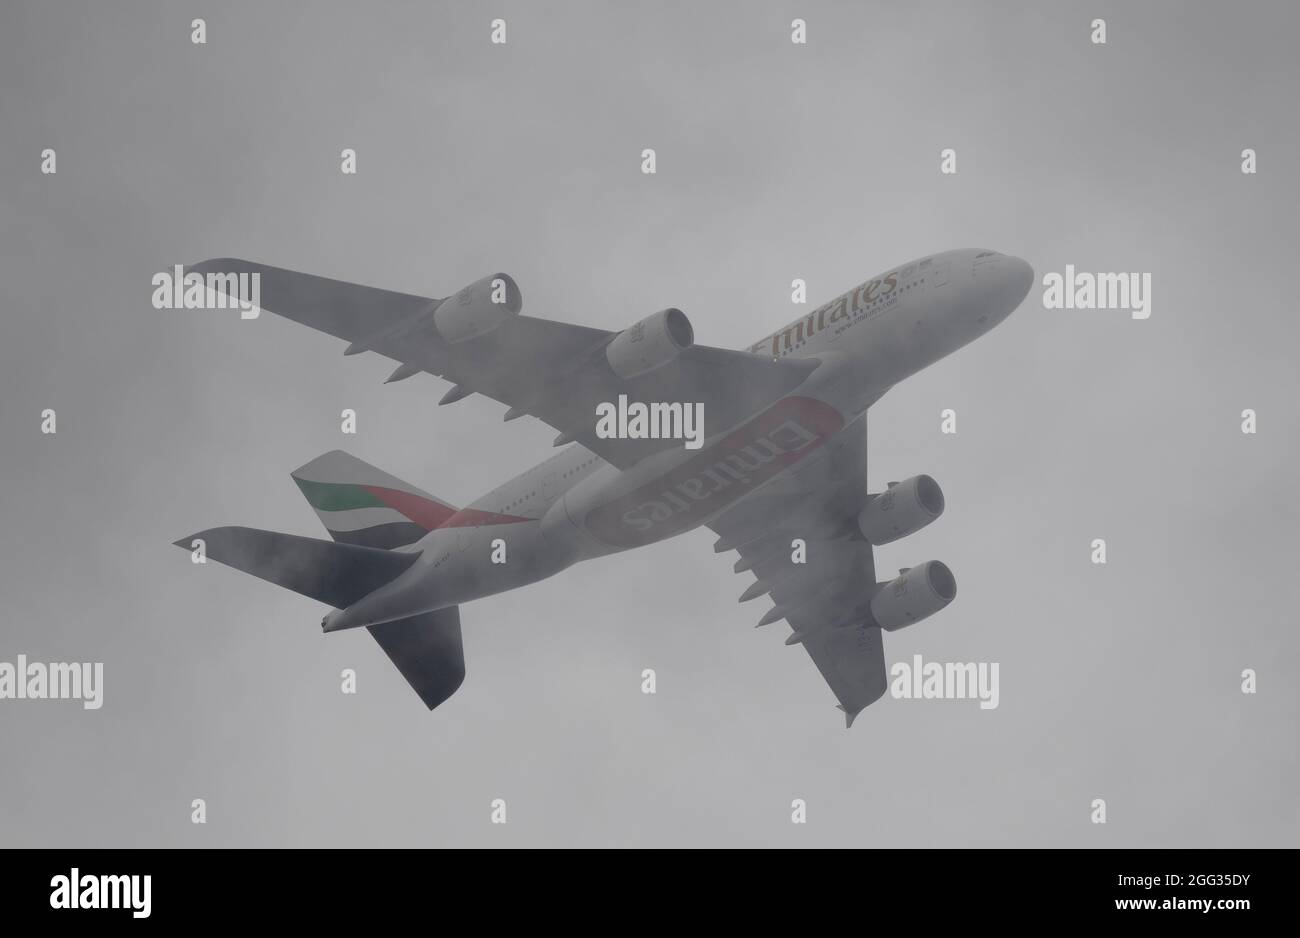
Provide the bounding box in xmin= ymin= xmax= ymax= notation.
xmin=290 ymin=449 xmax=457 ymax=549
xmin=291 ymin=450 xmax=467 ymax=710
xmin=177 ymin=450 xmax=470 ymax=711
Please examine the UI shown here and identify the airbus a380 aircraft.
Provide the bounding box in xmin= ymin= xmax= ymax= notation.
xmin=178 ymin=249 xmax=1033 ymax=726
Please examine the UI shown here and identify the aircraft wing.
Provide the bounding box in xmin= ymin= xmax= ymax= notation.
xmin=186 ymin=259 xmax=819 ymax=469
xmin=705 ymin=415 xmax=888 ymax=726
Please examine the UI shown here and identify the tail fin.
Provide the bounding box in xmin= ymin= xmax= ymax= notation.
xmin=290 ymin=450 xmax=456 ymax=549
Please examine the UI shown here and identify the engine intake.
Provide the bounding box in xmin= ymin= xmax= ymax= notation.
xmin=857 ymin=474 xmax=944 ymax=545
xmin=433 ymin=273 xmax=522 ymax=344
xmin=870 ymin=560 xmax=956 ymax=632
xmin=605 ymin=308 xmax=694 ymax=379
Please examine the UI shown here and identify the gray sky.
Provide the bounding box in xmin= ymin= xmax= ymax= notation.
xmin=1 ymin=0 xmax=1297 ymax=847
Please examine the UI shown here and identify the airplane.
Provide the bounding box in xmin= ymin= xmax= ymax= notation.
xmin=176 ymin=248 xmax=1033 ymax=726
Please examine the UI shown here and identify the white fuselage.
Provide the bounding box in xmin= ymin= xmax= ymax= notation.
xmin=323 ymin=249 xmax=1033 ymax=631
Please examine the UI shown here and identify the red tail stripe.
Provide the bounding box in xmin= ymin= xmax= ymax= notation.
xmin=439 ymin=508 xmax=535 ymax=528
xmin=361 ymin=486 xmax=532 ymax=530
xmin=360 ymin=485 xmax=458 ymax=530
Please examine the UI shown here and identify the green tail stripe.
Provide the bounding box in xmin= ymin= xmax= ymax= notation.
xmin=293 ymin=478 xmax=388 ymax=512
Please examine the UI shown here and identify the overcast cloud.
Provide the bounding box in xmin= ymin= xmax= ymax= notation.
xmin=1 ymin=0 xmax=1297 ymax=847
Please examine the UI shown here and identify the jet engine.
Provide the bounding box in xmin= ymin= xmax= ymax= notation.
xmin=857 ymin=474 xmax=944 ymax=545
xmin=605 ymin=308 xmax=694 ymax=379
xmin=870 ymin=560 xmax=956 ymax=632
xmin=433 ymin=273 xmax=522 ymax=344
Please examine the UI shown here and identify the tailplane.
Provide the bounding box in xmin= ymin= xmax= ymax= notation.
xmin=368 ymin=609 xmax=465 ymax=709
xmin=174 ymin=526 xmax=420 ymax=609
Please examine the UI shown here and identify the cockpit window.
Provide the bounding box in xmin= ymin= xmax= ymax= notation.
xmin=975 ymin=251 xmax=1000 ymax=259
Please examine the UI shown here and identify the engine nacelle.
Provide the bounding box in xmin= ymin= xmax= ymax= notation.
xmin=433 ymin=273 xmax=522 ymax=344
xmin=857 ymin=474 xmax=944 ymax=545
xmin=870 ymin=560 xmax=956 ymax=632
xmin=605 ymin=308 xmax=694 ymax=379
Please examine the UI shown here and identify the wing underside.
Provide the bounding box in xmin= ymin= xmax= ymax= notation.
xmin=186 ymin=258 xmax=819 ymax=468
xmin=707 ymin=416 xmax=888 ymax=726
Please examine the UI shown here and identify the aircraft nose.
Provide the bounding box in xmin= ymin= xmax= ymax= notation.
xmin=967 ymin=253 xmax=1034 ymax=329
xmin=977 ymin=255 xmax=1033 ymax=319
xmin=1003 ymin=256 xmax=1034 ymax=309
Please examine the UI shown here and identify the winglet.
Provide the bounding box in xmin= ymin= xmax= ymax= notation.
xmin=837 ymin=704 xmax=864 ymax=729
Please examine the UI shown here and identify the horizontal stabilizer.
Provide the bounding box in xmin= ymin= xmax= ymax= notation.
xmin=367 ymin=608 xmax=466 ymax=710
xmin=174 ymin=526 xmax=420 ymax=610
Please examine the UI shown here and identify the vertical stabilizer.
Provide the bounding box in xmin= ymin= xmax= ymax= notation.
xmin=291 ymin=450 xmax=456 ymax=548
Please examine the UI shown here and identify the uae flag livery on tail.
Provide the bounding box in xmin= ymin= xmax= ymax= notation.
xmin=291 ymin=450 xmax=456 ymax=549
